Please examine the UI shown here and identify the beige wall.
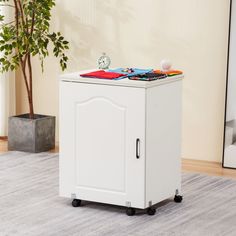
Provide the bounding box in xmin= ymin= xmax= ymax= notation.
xmin=16 ymin=0 xmax=230 ymax=162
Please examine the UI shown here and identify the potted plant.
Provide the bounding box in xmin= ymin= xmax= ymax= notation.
xmin=0 ymin=0 xmax=69 ymax=152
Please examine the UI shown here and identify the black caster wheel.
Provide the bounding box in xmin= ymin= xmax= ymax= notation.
xmin=126 ymin=208 xmax=136 ymax=216
xmin=174 ymin=195 xmax=183 ymax=203
xmin=147 ymin=207 xmax=156 ymax=216
xmin=72 ymin=199 xmax=81 ymax=207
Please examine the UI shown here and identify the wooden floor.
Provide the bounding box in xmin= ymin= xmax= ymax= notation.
xmin=0 ymin=138 xmax=7 ymax=153
xmin=0 ymin=139 xmax=59 ymax=153
xmin=1 ymin=139 xmax=236 ymax=179
xmin=182 ymin=158 xmax=236 ymax=179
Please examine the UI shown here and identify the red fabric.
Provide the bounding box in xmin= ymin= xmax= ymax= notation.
xmin=80 ymin=70 xmax=125 ymax=79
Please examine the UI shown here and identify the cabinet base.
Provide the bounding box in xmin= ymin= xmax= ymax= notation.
xmin=71 ymin=195 xmax=183 ymax=216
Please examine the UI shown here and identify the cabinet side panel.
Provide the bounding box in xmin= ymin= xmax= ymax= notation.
xmin=145 ymin=80 xmax=182 ymax=206
xmin=59 ymin=81 xmax=75 ymax=198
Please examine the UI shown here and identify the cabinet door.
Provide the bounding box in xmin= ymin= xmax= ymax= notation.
xmin=59 ymin=81 xmax=146 ymax=208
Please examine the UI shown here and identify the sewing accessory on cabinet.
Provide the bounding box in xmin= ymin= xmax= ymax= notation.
xmin=97 ymin=52 xmax=111 ymax=70
xmin=80 ymin=70 xmax=125 ymax=80
xmin=122 ymin=68 xmax=134 ymax=73
xmin=160 ymin=59 xmax=172 ymax=72
xmin=154 ymin=69 xmax=183 ymax=77
xmin=108 ymin=68 xmax=153 ymax=77
xmin=129 ymin=72 xmax=167 ymax=81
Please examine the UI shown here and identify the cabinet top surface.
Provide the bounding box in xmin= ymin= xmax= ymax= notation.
xmin=60 ymin=69 xmax=183 ymax=88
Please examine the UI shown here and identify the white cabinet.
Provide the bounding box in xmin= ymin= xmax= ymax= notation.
xmin=59 ymin=71 xmax=183 ymax=214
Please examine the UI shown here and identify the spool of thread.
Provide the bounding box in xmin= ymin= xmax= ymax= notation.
xmin=160 ymin=59 xmax=172 ymax=72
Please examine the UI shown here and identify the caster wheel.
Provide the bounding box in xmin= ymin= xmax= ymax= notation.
xmin=126 ymin=208 xmax=136 ymax=216
xmin=174 ymin=195 xmax=183 ymax=203
xmin=147 ymin=207 xmax=156 ymax=216
xmin=72 ymin=199 xmax=81 ymax=207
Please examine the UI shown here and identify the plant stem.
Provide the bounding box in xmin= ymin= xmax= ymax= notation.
xmin=17 ymin=0 xmax=26 ymax=27
xmin=27 ymin=53 xmax=34 ymax=119
xmin=13 ymin=0 xmax=18 ymax=37
xmin=30 ymin=1 xmax=35 ymax=35
xmin=20 ymin=57 xmax=30 ymax=96
xmin=14 ymin=0 xmax=34 ymax=119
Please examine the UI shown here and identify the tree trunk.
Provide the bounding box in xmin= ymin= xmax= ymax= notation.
xmin=27 ymin=54 xmax=34 ymax=119
xmin=20 ymin=55 xmax=34 ymax=119
xmin=28 ymin=94 xmax=34 ymax=119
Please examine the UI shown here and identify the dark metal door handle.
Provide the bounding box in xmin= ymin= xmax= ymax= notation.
xmin=136 ymin=139 xmax=140 ymax=159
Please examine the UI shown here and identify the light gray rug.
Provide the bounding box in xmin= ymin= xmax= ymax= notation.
xmin=0 ymin=152 xmax=236 ymax=236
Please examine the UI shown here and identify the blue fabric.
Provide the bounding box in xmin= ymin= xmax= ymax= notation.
xmin=108 ymin=68 xmax=153 ymax=80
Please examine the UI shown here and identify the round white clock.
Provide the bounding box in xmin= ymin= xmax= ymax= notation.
xmin=98 ymin=53 xmax=111 ymax=69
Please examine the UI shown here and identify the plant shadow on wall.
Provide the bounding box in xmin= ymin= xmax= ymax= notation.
xmin=54 ymin=0 xmax=134 ymax=70
xmin=0 ymin=0 xmax=69 ymax=153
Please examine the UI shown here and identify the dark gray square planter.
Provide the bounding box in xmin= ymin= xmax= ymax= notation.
xmin=8 ymin=114 xmax=55 ymax=153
